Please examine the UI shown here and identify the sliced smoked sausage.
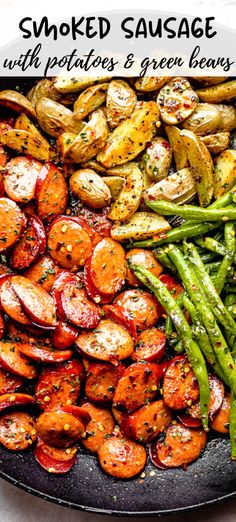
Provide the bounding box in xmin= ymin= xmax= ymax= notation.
xmin=47 ymin=217 xmax=92 ymax=270
xmin=89 ymin=238 xmax=126 ymax=296
xmin=97 ymin=435 xmax=147 ymax=478
xmin=120 ymin=400 xmax=173 ymax=443
xmin=0 ymin=198 xmax=25 ymax=252
xmin=81 ymin=401 xmax=115 ymax=453
xmin=114 ymin=289 xmax=159 ymax=331
xmin=36 ymin=410 xmax=86 ymax=448
xmin=113 ymin=362 xmax=161 ymax=413
xmin=35 ymin=360 xmax=84 ymax=410
xmin=163 ymin=356 xmax=199 ymax=410
xmin=0 ymin=412 xmax=37 ymax=450
xmin=157 ymin=423 xmax=207 ymax=468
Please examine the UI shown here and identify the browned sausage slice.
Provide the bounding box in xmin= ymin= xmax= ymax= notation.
xmin=76 ymin=319 xmax=134 ymax=364
xmin=34 ymin=440 xmax=77 ymax=473
xmin=157 ymin=423 xmax=207 ymax=468
xmin=132 ymin=328 xmax=166 ymax=362
xmin=3 ymin=156 xmax=43 ymax=203
xmin=36 ymin=411 xmax=86 ymax=448
xmin=211 ymin=392 xmax=230 ymax=434
xmin=114 ymin=289 xmax=159 ymax=331
xmin=35 ymin=162 xmax=68 ymax=221
xmin=0 ymin=278 xmax=31 ymax=325
xmin=0 ymin=412 xmax=37 ymax=450
xmin=120 ymin=400 xmax=173 ymax=443
xmin=60 ymin=280 xmax=101 ymax=329
xmin=51 ymin=321 xmax=78 ymax=350
xmin=0 ymin=367 xmax=23 ymax=394
xmin=11 ymin=275 xmax=57 ymax=327
xmin=81 ymin=401 xmax=115 ymax=453
xmin=97 ymin=435 xmax=147 ymax=478
xmin=10 ymin=214 xmax=46 ymax=270
xmin=0 ymin=198 xmax=25 ymax=252
xmin=163 ymin=356 xmax=199 ymax=410
xmin=0 ymin=392 xmax=35 ymax=413
xmin=35 ymin=360 xmax=84 ymax=410
xmin=17 ymin=343 xmax=73 ymax=363
xmin=188 ymin=374 xmax=224 ymax=420
xmin=113 ymin=362 xmax=161 ymax=413
xmin=89 ymin=238 xmax=126 ymax=296
xmin=85 ymin=362 xmax=125 ymax=404
xmin=24 ymin=255 xmax=58 ymax=293
xmin=0 ymin=340 xmax=37 ymax=379
xmin=126 ymin=248 xmax=163 ymax=287
xmin=47 ymin=217 xmax=92 ymax=270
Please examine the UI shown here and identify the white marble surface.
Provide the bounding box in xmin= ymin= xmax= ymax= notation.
xmin=1 ymin=0 xmax=236 ymax=520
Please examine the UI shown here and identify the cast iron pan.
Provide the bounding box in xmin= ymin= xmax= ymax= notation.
xmin=0 ymin=77 xmax=236 ymax=517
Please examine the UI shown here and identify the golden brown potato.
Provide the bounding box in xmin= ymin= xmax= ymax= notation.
xmin=27 ymin=79 xmax=61 ymax=106
xmin=196 ymin=80 xmax=236 ymax=103
xmin=191 ymin=77 xmax=227 ymax=86
xmin=58 ymin=109 xmax=109 ymax=163
xmin=69 ymin=169 xmax=111 ymax=209
xmin=157 ymin=77 xmax=198 ymax=125
xmin=143 ymin=168 xmax=196 ymax=205
xmin=106 ymin=162 xmax=139 ymax=177
xmin=0 ymin=129 xmax=53 ymax=161
xmin=106 ymin=80 xmax=137 ymax=128
xmin=142 ymin=136 xmax=172 ymax=182
xmin=165 ymin=125 xmax=188 ymax=170
xmin=97 ymin=101 xmax=160 ymax=168
xmin=54 ymin=76 xmax=110 ymax=94
xmin=102 ymin=176 xmax=124 ymax=199
xmin=80 ymin=160 xmax=106 ymax=173
xmin=135 ymin=77 xmax=170 ymax=92
xmin=216 ymin=105 xmax=236 ymax=132
xmin=14 ymin=113 xmax=46 ymax=141
xmin=0 ymin=90 xmax=36 ymax=119
xmin=36 ymin=97 xmax=83 ymax=138
xmin=181 ymin=129 xmax=214 ymax=207
xmin=108 ymin=164 xmax=143 ymax=221
xmin=200 ymin=132 xmax=230 ymax=155
xmin=110 ymin=212 xmax=171 ymax=241
xmin=182 ymin=103 xmax=221 ymax=136
xmin=73 ymin=83 xmax=109 ymax=120
xmin=213 ymin=149 xmax=236 ymax=199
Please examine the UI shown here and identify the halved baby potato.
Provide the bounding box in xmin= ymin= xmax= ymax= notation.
xmin=196 ymin=79 xmax=236 ymax=103
xmin=106 ymin=80 xmax=137 ymax=128
xmin=0 ymin=130 xmax=53 ymax=162
xmin=0 ymin=90 xmax=36 ymax=120
xmin=102 ymin=176 xmax=124 ymax=199
xmin=54 ymin=76 xmax=110 ymax=94
xmin=142 ymin=136 xmax=172 ymax=182
xmin=69 ymin=169 xmax=111 ymax=209
xmin=108 ymin=164 xmax=143 ymax=221
xmin=216 ymin=105 xmax=236 ymax=133
xmin=143 ymin=168 xmax=196 ymax=205
xmin=165 ymin=125 xmax=188 ymax=170
xmin=110 ymin=211 xmax=171 ymax=241
xmin=213 ymin=149 xmax=236 ymax=198
xmin=135 ymin=77 xmax=169 ymax=92
xmin=14 ymin=113 xmax=51 ymax=151
xmin=36 ymin=97 xmax=83 ymax=138
xmin=157 ymin=77 xmax=198 ymax=125
xmin=182 ymin=103 xmax=221 ymax=136
xmin=73 ymin=83 xmax=109 ymax=120
xmin=200 ymin=132 xmax=230 ymax=155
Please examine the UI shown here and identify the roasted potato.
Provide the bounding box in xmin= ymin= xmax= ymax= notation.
xmin=191 ymin=77 xmax=227 ymax=86
xmin=165 ymin=125 xmax=188 ymax=170
xmin=110 ymin=212 xmax=171 ymax=241
xmin=142 ymin=136 xmax=172 ymax=182
xmin=102 ymin=176 xmax=124 ymax=199
xmin=135 ymin=77 xmax=169 ymax=92
xmin=69 ymin=169 xmax=111 ymax=209
xmin=157 ymin=77 xmax=198 ymax=125
xmin=0 ymin=90 xmax=36 ymax=119
xmin=216 ymin=105 xmax=236 ymax=132
xmin=108 ymin=164 xmax=143 ymax=221
xmin=58 ymin=109 xmax=109 ymax=163
xmin=54 ymin=76 xmax=110 ymax=94
xmin=213 ymin=149 xmax=236 ymax=198
xmin=27 ymin=79 xmax=61 ymax=106
xmin=15 ymin=113 xmax=45 ymax=139
xmin=73 ymin=83 xmax=109 ymax=120
xmin=200 ymin=132 xmax=230 ymax=155
xmin=0 ymin=129 xmax=53 ymax=161
xmin=80 ymin=160 xmax=106 ymax=173
xmin=143 ymin=168 xmax=196 ymax=205
xmin=36 ymin=97 xmax=83 ymax=138
xmin=106 ymin=80 xmax=137 ymax=128
xmin=181 ymin=129 xmax=214 ymax=207
xmin=182 ymin=104 xmax=221 ymax=136
xmin=106 ymin=162 xmax=140 ymax=177
xmin=97 ymin=101 xmax=160 ymax=168
xmin=196 ymin=80 xmax=236 ymax=103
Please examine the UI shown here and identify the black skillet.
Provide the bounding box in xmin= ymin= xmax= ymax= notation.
xmin=0 ymin=77 xmax=235 ymax=517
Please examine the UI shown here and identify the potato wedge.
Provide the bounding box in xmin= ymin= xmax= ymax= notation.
xmin=14 ymin=113 xmax=50 ymax=146
xmin=80 ymin=160 xmax=106 ymax=173
xmin=73 ymin=83 xmax=109 ymax=120
xmin=143 ymin=168 xmax=196 ymax=205
xmin=216 ymin=105 xmax=236 ymax=132
xmin=108 ymin=164 xmax=143 ymax=222
xmin=102 ymin=176 xmax=124 ymax=199
xmin=36 ymin=97 xmax=83 ymax=138
xmin=106 ymin=80 xmax=137 ymax=128
xmin=213 ymin=149 xmax=236 ymax=199
xmin=58 ymin=109 xmax=109 ymax=163
xmin=196 ymin=80 xmax=236 ymax=103
xmin=106 ymin=162 xmax=140 ymax=177
xmin=200 ymin=132 xmax=230 ymax=155
xmin=69 ymin=169 xmax=111 ymax=209
xmin=191 ymin=77 xmax=227 ymax=86
xmin=110 ymin=212 xmax=171 ymax=241
xmin=165 ymin=126 xmax=188 ymax=170
xmin=135 ymin=77 xmax=169 ymax=92
xmin=97 ymin=101 xmax=160 ymax=168
xmin=142 ymin=136 xmax=172 ymax=182
xmin=180 ymin=129 xmax=214 ymax=206
xmin=157 ymin=77 xmax=198 ymax=125
xmin=182 ymin=103 xmax=221 ymax=136
xmin=0 ymin=130 xmax=53 ymax=161
xmin=27 ymin=79 xmax=61 ymax=106
xmin=54 ymin=76 xmax=110 ymax=94
xmin=0 ymin=90 xmax=36 ymax=119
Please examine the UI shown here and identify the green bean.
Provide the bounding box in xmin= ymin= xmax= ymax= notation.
xmin=200 ymin=252 xmax=219 ymax=264
xmin=153 ymin=247 xmax=176 ymax=273
xmin=132 ymin=265 xmax=210 ymax=430
xmin=167 ymin=245 xmax=235 ymax=389
xmin=205 ymin=262 xmax=221 ymax=273
xmin=195 ymin=237 xmax=227 ymax=257
xmin=224 ymin=294 xmax=236 ymax=308
xmin=214 ymin=223 xmax=236 ymax=294
xmin=230 ymin=393 xmax=236 ymax=460
xmin=132 ymin=222 xmax=220 ymax=248
xmin=184 ymin=242 xmax=236 ymax=336
xmin=173 ymin=340 xmax=184 ymax=353
xmin=165 ymin=315 xmax=173 ymax=338
xmin=146 ymin=199 xmax=236 ymax=222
